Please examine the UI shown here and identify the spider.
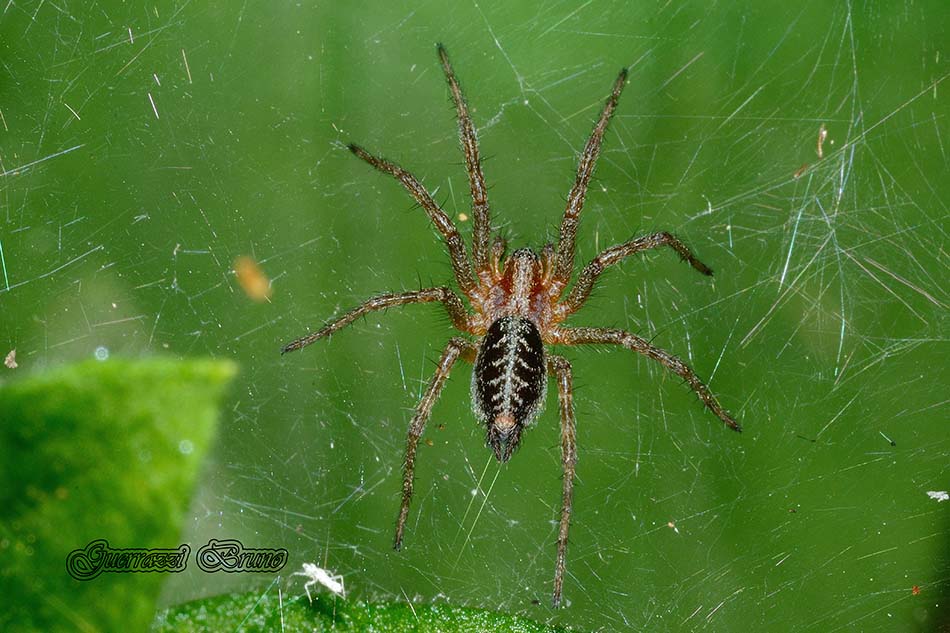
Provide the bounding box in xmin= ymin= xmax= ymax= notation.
xmin=282 ymin=44 xmax=742 ymax=608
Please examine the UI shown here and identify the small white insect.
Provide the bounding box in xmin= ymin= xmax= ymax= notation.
xmin=293 ymin=562 xmax=346 ymax=602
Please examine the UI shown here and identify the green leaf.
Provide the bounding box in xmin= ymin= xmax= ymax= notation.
xmin=153 ymin=590 xmax=573 ymax=633
xmin=0 ymin=358 xmax=237 ymax=633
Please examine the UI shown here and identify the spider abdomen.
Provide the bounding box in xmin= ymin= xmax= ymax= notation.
xmin=472 ymin=315 xmax=547 ymax=462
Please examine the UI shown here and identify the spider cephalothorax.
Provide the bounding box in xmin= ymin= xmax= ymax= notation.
xmin=282 ymin=45 xmax=742 ymax=608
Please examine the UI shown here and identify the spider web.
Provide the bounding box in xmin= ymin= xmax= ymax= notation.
xmin=1 ymin=1 xmax=947 ymax=631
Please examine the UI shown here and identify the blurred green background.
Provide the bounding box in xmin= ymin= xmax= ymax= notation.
xmin=1 ymin=1 xmax=947 ymax=631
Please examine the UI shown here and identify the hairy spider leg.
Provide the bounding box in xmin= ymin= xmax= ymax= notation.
xmin=280 ymin=288 xmax=472 ymax=354
xmin=553 ymin=327 xmax=742 ymax=432
xmin=559 ymin=232 xmax=714 ymax=318
xmin=437 ymin=44 xmax=493 ymax=278
xmin=552 ymin=69 xmax=628 ymax=288
xmin=348 ymin=144 xmax=478 ymax=297
xmin=395 ymin=337 xmax=477 ymax=550
xmin=547 ymin=355 xmax=576 ymax=608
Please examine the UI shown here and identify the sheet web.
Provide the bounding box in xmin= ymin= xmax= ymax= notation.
xmin=0 ymin=2 xmax=946 ymax=631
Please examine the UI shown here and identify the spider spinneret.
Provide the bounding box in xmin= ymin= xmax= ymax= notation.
xmin=283 ymin=44 xmax=742 ymax=608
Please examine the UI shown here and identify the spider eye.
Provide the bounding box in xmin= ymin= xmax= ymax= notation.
xmin=509 ymin=247 xmax=540 ymax=261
